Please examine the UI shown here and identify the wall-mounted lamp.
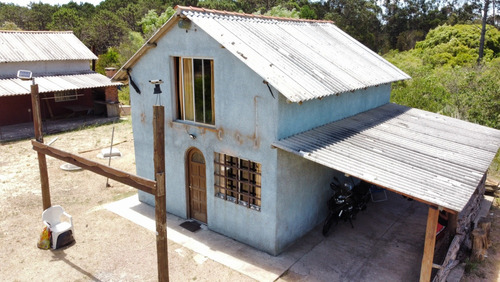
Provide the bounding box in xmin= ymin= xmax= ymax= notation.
xmin=189 ymin=134 xmax=196 ymax=140
xmin=17 ymin=70 xmax=35 ymax=85
xmin=149 ymin=79 xmax=163 ymax=94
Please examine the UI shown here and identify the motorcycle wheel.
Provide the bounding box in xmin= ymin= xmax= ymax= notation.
xmin=322 ymin=213 xmax=338 ymax=236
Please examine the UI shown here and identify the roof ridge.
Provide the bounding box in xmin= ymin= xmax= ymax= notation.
xmin=175 ymin=5 xmax=334 ymax=24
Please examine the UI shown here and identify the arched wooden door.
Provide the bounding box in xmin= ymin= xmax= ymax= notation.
xmin=187 ymin=149 xmax=207 ymax=223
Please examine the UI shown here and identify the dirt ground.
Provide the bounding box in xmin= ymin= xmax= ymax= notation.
xmin=1 ymin=119 xmax=500 ymax=281
xmin=461 ymin=198 xmax=500 ymax=281
xmin=0 ymin=119 xmax=253 ymax=281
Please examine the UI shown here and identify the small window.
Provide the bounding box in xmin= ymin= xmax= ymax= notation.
xmin=214 ymin=153 xmax=261 ymax=211
xmin=54 ymin=90 xmax=78 ymax=102
xmin=175 ymin=57 xmax=215 ymax=125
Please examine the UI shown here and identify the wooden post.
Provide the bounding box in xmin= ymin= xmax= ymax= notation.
xmin=31 ymin=83 xmax=51 ymax=210
xmin=153 ymin=105 xmax=168 ymax=282
xmin=420 ymin=206 xmax=439 ymax=282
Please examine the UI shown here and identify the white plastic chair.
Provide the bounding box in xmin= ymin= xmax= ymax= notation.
xmin=42 ymin=205 xmax=74 ymax=249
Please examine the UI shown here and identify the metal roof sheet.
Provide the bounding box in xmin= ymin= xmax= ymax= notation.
xmin=0 ymin=72 xmax=120 ymax=97
xmin=0 ymin=31 xmax=97 ymax=62
xmin=114 ymin=6 xmax=409 ymax=102
xmin=273 ymin=103 xmax=500 ymax=212
xmin=181 ymin=7 xmax=409 ymax=102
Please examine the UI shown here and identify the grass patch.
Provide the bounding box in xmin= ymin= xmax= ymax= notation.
xmin=118 ymin=85 xmax=130 ymax=105
xmin=489 ymin=150 xmax=500 ymax=181
xmin=464 ymin=258 xmax=480 ymax=274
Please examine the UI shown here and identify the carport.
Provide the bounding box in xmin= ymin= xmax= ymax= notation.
xmin=273 ymin=103 xmax=500 ymax=281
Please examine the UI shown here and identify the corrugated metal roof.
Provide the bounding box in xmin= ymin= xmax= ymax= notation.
xmin=273 ymin=103 xmax=500 ymax=212
xmin=0 ymin=31 xmax=97 ymax=63
xmin=113 ymin=6 xmax=410 ymax=102
xmin=0 ymin=72 xmax=120 ymax=97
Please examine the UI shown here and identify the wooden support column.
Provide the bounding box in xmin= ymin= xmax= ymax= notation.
xmin=31 ymin=83 xmax=51 ymax=210
xmin=153 ymin=105 xmax=168 ymax=282
xmin=420 ymin=205 xmax=439 ymax=282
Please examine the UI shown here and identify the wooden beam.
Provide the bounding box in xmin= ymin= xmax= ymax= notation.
xmin=153 ymin=105 xmax=169 ymax=282
xmin=420 ymin=206 xmax=439 ymax=282
xmin=31 ymin=84 xmax=51 ymax=210
xmin=31 ymin=140 xmax=156 ymax=194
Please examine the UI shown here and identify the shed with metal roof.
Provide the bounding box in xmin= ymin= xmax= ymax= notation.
xmin=0 ymin=31 xmax=121 ymax=128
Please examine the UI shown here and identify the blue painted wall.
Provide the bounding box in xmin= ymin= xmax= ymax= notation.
xmin=277 ymin=84 xmax=391 ymax=139
xmin=129 ymin=17 xmax=393 ymax=255
xmin=130 ymin=20 xmax=282 ymax=254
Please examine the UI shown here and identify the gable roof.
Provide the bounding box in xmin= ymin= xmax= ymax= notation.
xmin=0 ymin=30 xmax=97 ymax=63
xmin=113 ymin=6 xmax=410 ymax=103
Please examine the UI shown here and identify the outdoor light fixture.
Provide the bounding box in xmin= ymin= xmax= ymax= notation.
xmin=149 ymin=79 xmax=163 ymax=94
xmin=189 ymin=134 xmax=196 ymax=140
xmin=17 ymin=70 xmax=33 ymax=83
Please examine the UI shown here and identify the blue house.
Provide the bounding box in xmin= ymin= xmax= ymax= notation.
xmin=113 ymin=6 xmax=500 ymax=257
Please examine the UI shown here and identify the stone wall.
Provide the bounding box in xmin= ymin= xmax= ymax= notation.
xmin=433 ymin=172 xmax=487 ymax=281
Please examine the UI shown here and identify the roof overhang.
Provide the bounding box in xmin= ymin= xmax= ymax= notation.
xmin=113 ymin=6 xmax=410 ymax=103
xmin=0 ymin=72 xmax=121 ymax=97
xmin=273 ymin=103 xmax=500 ymax=213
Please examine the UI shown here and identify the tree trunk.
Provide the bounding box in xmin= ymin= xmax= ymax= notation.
xmin=478 ymin=0 xmax=490 ymax=65
xmin=471 ymin=228 xmax=488 ymax=261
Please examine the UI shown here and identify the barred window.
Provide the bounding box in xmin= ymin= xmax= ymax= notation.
xmin=214 ymin=153 xmax=261 ymax=211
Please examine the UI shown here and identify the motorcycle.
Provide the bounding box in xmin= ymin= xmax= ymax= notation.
xmin=322 ymin=176 xmax=372 ymax=236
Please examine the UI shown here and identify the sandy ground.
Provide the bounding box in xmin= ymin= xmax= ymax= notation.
xmin=0 ymin=119 xmax=253 ymax=281
xmin=1 ymin=119 xmax=499 ymax=281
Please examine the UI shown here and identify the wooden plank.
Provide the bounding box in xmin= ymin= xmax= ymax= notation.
xmin=31 ymin=140 xmax=156 ymax=194
xmin=31 ymin=84 xmax=51 ymax=210
xmin=153 ymin=105 xmax=168 ymax=282
xmin=155 ymin=172 xmax=168 ymax=282
xmin=37 ymin=152 xmax=51 ymax=210
xmin=420 ymin=206 xmax=439 ymax=282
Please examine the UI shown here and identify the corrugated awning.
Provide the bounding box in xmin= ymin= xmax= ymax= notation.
xmin=273 ymin=103 xmax=500 ymax=212
xmin=0 ymin=72 xmax=121 ymax=97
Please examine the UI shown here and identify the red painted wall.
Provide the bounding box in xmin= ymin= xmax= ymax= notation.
xmin=0 ymin=95 xmax=33 ymax=126
xmin=0 ymin=88 xmax=103 ymax=126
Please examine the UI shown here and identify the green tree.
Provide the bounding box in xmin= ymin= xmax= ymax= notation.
xmin=0 ymin=4 xmax=30 ymax=30
xmin=1 ymin=21 xmax=20 ymax=30
xmin=61 ymin=1 xmax=96 ymax=19
xmin=26 ymin=3 xmax=58 ymax=30
xmin=96 ymin=47 xmax=120 ymax=74
xmin=116 ymin=31 xmax=145 ymax=66
xmin=385 ymin=24 xmax=500 ymax=129
xmin=326 ymin=0 xmax=383 ymax=51
xmin=299 ymin=5 xmax=317 ymax=20
xmin=257 ymin=4 xmax=299 ymax=18
xmin=198 ymin=0 xmax=239 ymax=11
xmin=97 ymin=0 xmax=137 ymax=13
xmin=48 ymin=7 xmax=82 ymax=35
xmin=138 ymin=7 xmax=176 ymax=38
xmin=382 ymin=0 xmax=447 ymax=50
xmin=81 ymin=10 xmax=129 ymax=54
xmin=416 ymin=24 xmax=500 ymax=67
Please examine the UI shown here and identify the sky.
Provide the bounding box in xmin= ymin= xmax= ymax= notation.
xmin=2 ymin=0 xmax=103 ymax=7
